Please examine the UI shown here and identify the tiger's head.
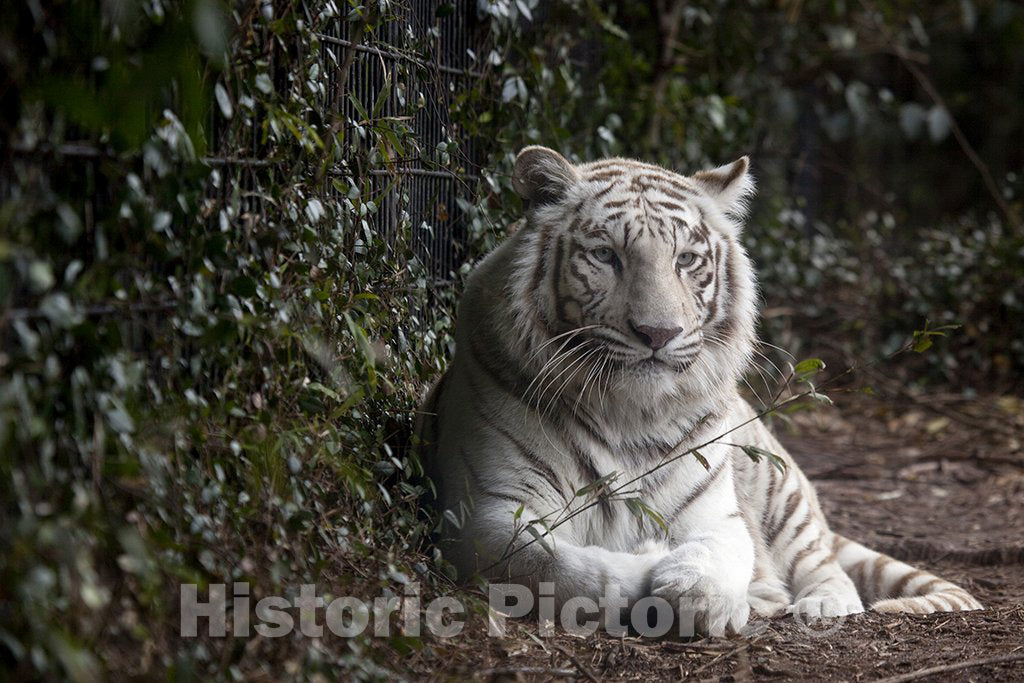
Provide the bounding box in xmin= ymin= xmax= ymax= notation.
xmin=507 ymin=146 xmax=758 ymax=411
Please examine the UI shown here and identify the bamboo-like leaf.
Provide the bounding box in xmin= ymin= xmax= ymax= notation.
xmin=524 ymin=521 xmax=554 ymax=556
xmin=442 ymin=509 xmax=462 ymax=530
xmin=911 ymin=321 xmax=961 ymax=353
xmin=574 ymin=471 xmax=618 ymax=498
xmin=625 ymin=498 xmax=669 ymax=534
xmin=794 ymin=358 xmax=825 ymax=381
xmin=372 ymin=77 xmax=392 ymax=118
xmin=740 ymin=445 xmax=787 ymax=474
xmin=692 ymin=449 xmax=710 ymax=470
xmin=348 ymin=93 xmax=370 ymax=122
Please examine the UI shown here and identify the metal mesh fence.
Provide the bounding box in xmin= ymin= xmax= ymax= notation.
xmin=4 ymin=0 xmax=487 ymax=333
xmin=206 ymin=0 xmax=485 ymax=281
xmin=4 ymin=0 xmax=485 ymax=296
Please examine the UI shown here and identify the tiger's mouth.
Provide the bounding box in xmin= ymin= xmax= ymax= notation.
xmin=638 ymin=355 xmax=697 ymax=373
xmin=565 ymin=328 xmax=702 ymax=378
xmin=597 ymin=350 xmax=696 ymax=377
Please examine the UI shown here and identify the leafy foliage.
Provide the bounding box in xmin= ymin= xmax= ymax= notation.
xmin=1 ymin=1 xmax=475 ymax=678
xmin=1 ymin=0 xmax=1021 ymax=679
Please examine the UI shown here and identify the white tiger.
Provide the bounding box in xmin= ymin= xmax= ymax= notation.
xmin=417 ymin=146 xmax=982 ymax=635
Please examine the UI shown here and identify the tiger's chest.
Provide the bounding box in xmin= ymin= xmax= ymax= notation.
xmin=558 ymin=434 xmax=736 ymax=551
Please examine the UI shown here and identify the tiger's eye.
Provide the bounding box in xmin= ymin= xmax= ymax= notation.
xmin=676 ymin=252 xmax=698 ymax=268
xmin=593 ymin=246 xmax=617 ymax=264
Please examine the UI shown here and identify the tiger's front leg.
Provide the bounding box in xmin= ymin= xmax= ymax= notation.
xmin=764 ymin=468 xmax=864 ymax=619
xmin=649 ymin=507 xmax=755 ymax=636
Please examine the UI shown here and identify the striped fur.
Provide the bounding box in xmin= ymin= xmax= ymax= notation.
xmin=418 ymin=147 xmax=982 ymax=636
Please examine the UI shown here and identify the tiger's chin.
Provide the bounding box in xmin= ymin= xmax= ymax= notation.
xmin=634 ymin=357 xmax=673 ymax=372
xmin=621 ymin=355 xmax=698 ymax=379
xmin=607 ymin=354 xmax=734 ymax=412
xmin=611 ymin=358 xmax=693 ymax=398
xmin=605 ymin=356 xmax=671 ymax=382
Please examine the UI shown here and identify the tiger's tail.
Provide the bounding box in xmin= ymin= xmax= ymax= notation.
xmin=833 ymin=534 xmax=983 ymax=613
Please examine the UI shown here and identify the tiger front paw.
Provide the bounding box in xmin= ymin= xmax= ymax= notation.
xmin=787 ymin=592 xmax=863 ymax=619
xmin=649 ymin=544 xmax=750 ymax=636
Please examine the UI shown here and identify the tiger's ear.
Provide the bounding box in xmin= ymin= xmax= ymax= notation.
xmin=513 ymin=146 xmax=579 ymax=206
xmin=692 ymin=156 xmax=755 ymax=217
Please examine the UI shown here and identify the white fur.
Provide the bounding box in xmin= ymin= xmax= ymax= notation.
xmin=419 ymin=148 xmax=981 ymax=637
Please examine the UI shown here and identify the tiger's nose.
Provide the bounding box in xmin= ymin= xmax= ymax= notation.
xmin=629 ymin=322 xmax=683 ymax=351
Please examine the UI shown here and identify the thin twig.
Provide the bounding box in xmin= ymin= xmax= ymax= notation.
xmin=873 ymin=651 xmax=1024 ymax=683
xmin=477 ymin=666 xmax=579 ymax=677
xmin=553 ymin=644 xmax=600 ymax=682
xmin=316 ymin=32 xmax=483 ymax=79
xmin=487 ymin=335 xmax=920 ymax=572
xmin=690 ymin=639 xmax=753 ymax=675
xmin=333 ymin=14 xmax=370 ymax=103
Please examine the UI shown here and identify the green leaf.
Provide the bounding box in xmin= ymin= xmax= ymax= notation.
xmin=524 ymin=521 xmax=554 ymax=556
xmin=372 ymin=77 xmax=391 ymax=118
xmin=624 ymin=498 xmax=669 ymax=533
xmin=911 ymin=321 xmax=961 ymax=353
xmin=348 ymin=93 xmax=370 ymax=122
xmin=330 ymin=386 xmax=365 ymax=419
xmin=33 ymin=256 xmax=62 ymax=289
xmin=389 ymin=634 xmax=425 ymax=656
xmin=255 ymin=73 xmax=273 ymax=94
xmin=101 ymin=395 xmax=135 ymax=434
xmin=214 ymin=82 xmax=233 ymax=119
xmin=692 ymin=449 xmax=710 ymax=470
xmin=740 ymin=445 xmax=787 ymax=474
xmin=229 ymin=275 xmax=257 ymax=298
xmin=794 ymin=358 xmax=825 ymax=381
xmin=810 ymin=390 xmax=834 ymax=405
xmin=344 ymin=312 xmax=377 ymax=372
xmin=306 ymin=382 xmax=341 ymax=402
xmin=574 ymin=471 xmax=618 ymax=497
xmin=442 ymin=509 xmax=462 ymax=530
xmin=382 ymin=126 xmax=405 ymax=158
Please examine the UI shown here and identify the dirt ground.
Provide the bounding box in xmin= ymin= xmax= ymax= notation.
xmin=415 ymin=392 xmax=1024 ymax=681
